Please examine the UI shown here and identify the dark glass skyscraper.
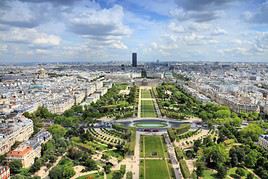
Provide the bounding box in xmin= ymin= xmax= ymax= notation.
xmin=132 ymin=53 xmax=137 ymax=67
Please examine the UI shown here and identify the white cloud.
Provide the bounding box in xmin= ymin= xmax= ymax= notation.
xmin=0 ymin=28 xmax=61 ymax=48
xmin=66 ymin=5 xmax=131 ymax=49
xmin=211 ymin=27 xmax=227 ymax=36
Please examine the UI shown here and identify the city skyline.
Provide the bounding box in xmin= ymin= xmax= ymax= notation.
xmin=0 ymin=0 xmax=268 ymax=63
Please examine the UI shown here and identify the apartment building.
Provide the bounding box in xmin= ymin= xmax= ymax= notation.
xmin=6 ymin=130 xmax=51 ymax=168
xmin=0 ymin=115 xmax=33 ymax=155
xmin=44 ymin=95 xmax=75 ymax=114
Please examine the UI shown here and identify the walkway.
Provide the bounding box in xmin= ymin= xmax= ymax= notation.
xmin=163 ymin=133 xmax=183 ymax=179
xmin=132 ymin=131 xmax=141 ymax=179
xmin=34 ymin=152 xmax=66 ymax=179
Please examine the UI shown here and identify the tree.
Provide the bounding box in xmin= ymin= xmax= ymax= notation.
xmin=49 ymin=159 xmax=75 ymax=179
xmin=0 ymin=155 xmax=5 ymax=164
xmin=84 ymin=159 xmax=97 ymax=171
xmin=67 ymin=147 xmax=83 ymax=161
xmin=30 ymin=158 xmax=43 ymax=173
xmin=112 ymin=170 xmax=123 ymax=179
xmin=193 ymin=139 xmax=202 ymax=152
xmin=196 ymin=161 xmax=205 ymax=177
xmin=215 ymin=109 xmax=231 ymax=118
xmin=245 ymin=149 xmax=259 ymax=168
xmin=229 ymin=146 xmax=246 ymax=166
xmin=240 ymin=123 xmax=263 ymax=142
xmin=48 ymin=124 xmax=67 ymax=139
xmin=9 ymin=160 xmax=22 ymax=174
xmin=203 ymin=144 xmax=228 ymax=169
xmin=217 ymin=164 xmax=227 ymax=179
xmin=49 ymin=165 xmax=62 ymax=179
xmin=62 ymin=165 xmax=75 ymax=178
xmin=236 ymin=168 xmax=246 ymax=176
xmin=103 ymin=163 xmax=112 ymax=173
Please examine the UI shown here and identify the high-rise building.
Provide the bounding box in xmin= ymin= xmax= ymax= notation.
xmin=132 ymin=53 xmax=137 ymax=67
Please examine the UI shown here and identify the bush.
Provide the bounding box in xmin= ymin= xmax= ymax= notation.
xmin=179 ymin=159 xmax=191 ymax=178
xmin=9 ymin=160 xmax=22 ymax=174
xmin=176 ymin=124 xmax=191 ymax=135
xmin=167 ymin=128 xmax=176 ymax=142
xmin=175 ymin=147 xmax=184 ymax=160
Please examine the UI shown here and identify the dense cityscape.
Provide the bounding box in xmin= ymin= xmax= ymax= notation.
xmin=0 ymin=58 xmax=268 ymax=179
xmin=1 ymin=0 xmax=268 ymax=179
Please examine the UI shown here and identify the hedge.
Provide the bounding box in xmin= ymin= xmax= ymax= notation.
xmin=179 ymin=159 xmax=191 ymax=179
xmin=176 ymin=124 xmax=191 ymax=135
xmin=127 ymin=128 xmax=136 ymax=155
xmin=175 ymin=147 xmax=184 ymax=160
xmin=167 ymin=128 xmax=176 ymax=142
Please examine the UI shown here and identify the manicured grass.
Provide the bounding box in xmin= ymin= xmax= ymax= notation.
xmin=141 ymin=159 xmax=171 ymax=179
xmin=141 ymin=135 xmax=165 ymax=158
xmin=141 ymin=100 xmax=157 ymax=118
xmin=76 ymin=173 xmax=104 ymax=179
xmin=140 ymin=135 xmax=172 ymax=179
xmin=141 ymin=89 xmax=152 ymax=98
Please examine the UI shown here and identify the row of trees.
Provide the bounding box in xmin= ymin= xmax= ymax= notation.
xmin=82 ymin=84 xmax=137 ymax=120
xmin=156 ymin=83 xmax=260 ymax=126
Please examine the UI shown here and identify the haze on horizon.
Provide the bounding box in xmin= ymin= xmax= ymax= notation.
xmin=0 ymin=0 xmax=268 ymax=63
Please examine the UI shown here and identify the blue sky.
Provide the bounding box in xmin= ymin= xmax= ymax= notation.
xmin=0 ymin=0 xmax=268 ymax=63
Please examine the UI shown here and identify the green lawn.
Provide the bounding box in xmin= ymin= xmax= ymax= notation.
xmin=141 ymin=135 xmax=166 ymax=158
xmin=143 ymin=159 xmax=171 ymax=179
xmin=140 ymin=135 xmax=172 ymax=179
xmin=141 ymin=100 xmax=157 ymax=118
xmin=141 ymin=89 xmax=153 ymax=98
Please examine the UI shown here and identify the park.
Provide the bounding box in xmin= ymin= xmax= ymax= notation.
xmin=16 ymin=82 xmax=265 ymax=179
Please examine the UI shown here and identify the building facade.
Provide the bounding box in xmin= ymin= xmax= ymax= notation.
xmin=132 ymin=53 xmax=137 ymax=67
xmin=6 ymin=130 xmax=51 ymax=168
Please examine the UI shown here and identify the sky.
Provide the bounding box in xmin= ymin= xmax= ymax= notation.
xmin=0 ymin=0 xmax=268 ymax=63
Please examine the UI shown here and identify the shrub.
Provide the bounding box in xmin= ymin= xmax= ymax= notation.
xmin=167 ymin=128 xmax=176 ymax=142
xmin=179 ymin=159 xmax=191 ymax=178
xmin=176 ymin=124 xmax=191 ymax=135
xmin=175 ymin=147 xmax=184 ymax=160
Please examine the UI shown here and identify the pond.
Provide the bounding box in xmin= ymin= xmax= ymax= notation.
xmin=113 ymin=119 xmax=187 ymax=129
xmin=134 ymin=121 xmax=168 ymax=128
